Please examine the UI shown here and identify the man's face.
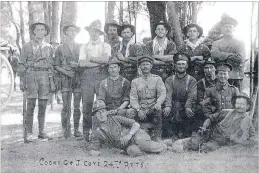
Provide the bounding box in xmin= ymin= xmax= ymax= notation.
xmin=155 ymin=25 xmax=168 ymax=38
xmin=140 ymin=61 xmax=152 ymax=74
xmin=204 ymin=64 xmax=216 ymax=78
xmin=33 ymin=25 xmax=47 ymax=39
xmin=176 ymin=60 xmax=188 ymax=74
xmin=187 ymin=27 xmax=200 ymax=40
xmin=235 ymin=98 xmax=248 ymax=113
xmin=108 ymin=63 xmax=120 ymax=77
xmin=221 ymin=24 xmax=234 ymax=36
xmin=66 ymin=27 xmax=78 ymax=40
xmin=89 ymin=29 xmax=100 ymax=41
xmin=95 ymin=109 xmax=108 ymax=123
xmin=107 ymin=25 xmax=118 ymax=38
xmin=217 ymin=71 xmax=229 ymax=84
xmin=121 ymin=28 xmax=133 ymax=41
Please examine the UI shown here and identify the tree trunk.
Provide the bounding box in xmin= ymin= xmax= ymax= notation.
xmin=119 ymin=1 xmax=123 ymax=25
xmin=107 ymin=1 xmax=116 ymax=22
xmin=147 ymin=1 xmax=167 ymax=39
xmin=43 ymin=1 xmax=50 ymax=43
xmin=19 ymin=1 xmax=25 ymax=45
xmin=51 ymin=1 xmax=62 ymax=44
xmin=191 ymin=2 xmax=198 ymax=23
xmin=28 ymin=1 xmax=34 ymax=40
xmin=167 ymin=1 xmax=184 ymax=49
xmin=60 ymin=2 xmax=77 ymax=43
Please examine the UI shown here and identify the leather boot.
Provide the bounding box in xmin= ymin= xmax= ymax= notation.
xmin=73 ymin=109 xmax=82 ymax=137
xmin=26 ymin=99 xmax=36 ymax=134
xmin=38 ymin=99 xmax=52 ymax=140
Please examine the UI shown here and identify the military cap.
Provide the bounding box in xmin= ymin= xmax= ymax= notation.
xmin=220 ymin=14 xmax=238 ymax=27
xmin=154 ymin=21 xmax=172 ymax=33
xmin=204 ymin=58 xmax=216 ymax=66
xmin=30 ymin=22 xmax=50 ymax=36
xmin=107 ymin=57 xmax=123 ymax=67
xmin=85 ymin=19 xmax=104 ymax=35
xmin=231 ymin=92 xmax=252 ymax=112
xmin=92 ymin=100 xmax=106 ymax=114
xmin=119 ymin=21 xmax=136 ymax=37
xmin=104 ymin=19 xmax=121 ymax=34
xmin=138 ymin=54 xmax=154 ymax=64
xmin=63 ymin=22 xmax=81 ymax=35
xmin=173 ymin=52 xmax=191 ymax=63
xmin=216 ymin=63 xmax=232 ymax=72
xmin=183 ymin=23 xmax=203 ymax=38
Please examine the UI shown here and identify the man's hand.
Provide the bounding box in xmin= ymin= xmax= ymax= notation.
xmin=120 ymin=134 xmax=133 ymax=146
xmin=70 ymin=61 xmax=79 ymax=68
xmin=65 ymin=70 xmax=75 ymax=78
xmin=154 ymin=103 xmax=162 ymax=111
xmin=107 ymin=109 xmax=118 ymax=116
xmin=185 ymin=108 xmax=194 ymax=118
xmin=163 ymin=107 xmax=171 ymax=117
xmin=198 ymin=126 xmax=208 ymax=135
xmin=116 ymin=52 xmax=124 ymax=61
xmin=138 ymin=110 xmax=146 ymax=120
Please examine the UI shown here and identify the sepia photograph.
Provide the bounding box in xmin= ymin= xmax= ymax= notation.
xmin=0 ymin=1 xmax=258 ymax=173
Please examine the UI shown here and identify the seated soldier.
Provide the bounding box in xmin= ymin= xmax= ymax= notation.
xmin=88 ymin=100 xmax=168 ymax=157
xmin=129 ymin=54 xmax=166 ymax=141
xmin=98 ymin=57 xmax=134 ymax=118
xmin=186 ymin=93 xmax=257 ymax=152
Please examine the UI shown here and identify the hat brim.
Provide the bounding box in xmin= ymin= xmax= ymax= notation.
xmin=85 ymin=26 xmax=104 ymax=35
xmin=119 ymin=24 xmax=136 ymax=37
xmin=30 ymin=22 xmax=50 ymax=36
xmin=183 ymin=24 xmax=203 ymax=38
xmin=173 ymin=53 xmax=191 ymax=63
xmin=231 ymin=95 xmax=252 ymax=112
xmin=216 ymin=63 xmax=232 ymax=71
xmin=104 ymin=23 xmax=121 ymax=34
xmin=63 ymin=25 xmax=81 ymax=35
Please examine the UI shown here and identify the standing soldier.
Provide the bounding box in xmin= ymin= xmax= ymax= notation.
xmin=104 ymin=20 xmax=121 ymax=56
xmin=129 ymin=55 xmax=166 ymax=141
xmin=179 ymin=23 xmax=211 ymax=81
xmin=163 ymin=53 xmax=197 ymax=138
xmin=54 ymin=23 xmax=83 ymax=138
xmin=116 ymin=22 xmax=142 ymax=81
xmin=211 ymin=14 xmax=245 ymax=91
xmin=18 ymin=22 xmax=54 ymax=142
xmin=98 ymin=57 xmax=133 ymax=117
xmin=145 ymin=21 xmax=177 ymax=81
xmin=203 ymin=63 xmax=239 ymax=118
xmin=78 ymin=19 xmax=111 ymax=142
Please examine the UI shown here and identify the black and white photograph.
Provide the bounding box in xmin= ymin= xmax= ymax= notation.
xmin=0 ymin=1 xmax=258 ymax=173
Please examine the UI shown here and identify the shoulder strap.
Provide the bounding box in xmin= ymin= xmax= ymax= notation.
xmin=202 ymin=78 xmax=206 ymax=89
xmin=186 ymin=75 xmax=190 ymax=91
xmin=104 ymin=78 xmax=108 ymax=91
xmin=122 ymin=77 xmax=126 ymax=87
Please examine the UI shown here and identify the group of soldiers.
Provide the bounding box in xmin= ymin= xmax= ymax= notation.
xmin=17 ymin=13 xmax=256 ymax=156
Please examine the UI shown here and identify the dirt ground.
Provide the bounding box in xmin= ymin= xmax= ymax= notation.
xmin=1 ymin=80 xmax=258 ymax=173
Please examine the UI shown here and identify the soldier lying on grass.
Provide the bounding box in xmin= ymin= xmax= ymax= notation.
xmin=86 ymin=100 xmax=171 ymax=157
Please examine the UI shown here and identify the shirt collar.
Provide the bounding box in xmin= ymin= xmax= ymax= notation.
xmin=216 ymin=81 xmax=229 ymax=90
xmin=89 ymin=38 xmax=101 ymax=45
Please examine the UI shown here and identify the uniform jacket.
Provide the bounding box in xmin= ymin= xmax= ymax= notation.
xmin=164 ymin=74 xmax=197 ymax=111
xmin=130 ymin=74 xmax=166 ymax=109
xmin=145 ymin=39 xmax=177 ymax=56
xmin=98 ymin=76 xmax=131 ymax=110
xmin=197 ymin=77 xmax=217 ymax=105
xmin=203 ymin=82 xmax=239 ymax=117
xmin=211 ymin=36 xmax=245 ymax=79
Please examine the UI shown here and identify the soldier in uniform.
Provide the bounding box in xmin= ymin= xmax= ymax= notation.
xmin=211 ymin=14 xmax=245 ymax=91
xmin=18 ymin=22 xmax=54 ymax=142
xmin=79 ymin=19 xmax=111 ymax=141
xmin=203 ymin=63 xmax=239 ymax=118
xmin=129 ymin=55 xmax=166 ymax=141
xmin=104 ymin=20 xmax=121 ymax=56
xmin=163 ymin=53 xmax=197 ymax=138
xmin=179 ymin=23 xmax=211 ymax=81
xmin=145 ymin=21 xmax=177 ymax=81
xmin=88 ymin=100 xmax=168 ymax=157
xmin=188 ymin=93 xmax=257 ymax=152
xmin=54 ymin=23 xmax=83 ymax=138
xmin=98 ymin=57 xmax=133 ymax=117
xmin=197 ymin=58 xmax=217 ymax=106
xmin=116 ymin=22 xmax=142 ymax=81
